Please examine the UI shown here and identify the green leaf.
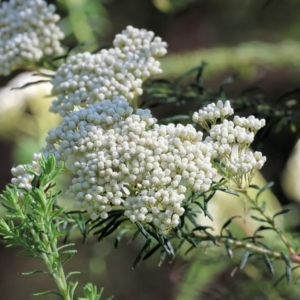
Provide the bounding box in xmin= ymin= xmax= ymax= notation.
xmin=61 ymin=250 xmax=77 ymax=265
xmin=132 ymin=238 xmax=152 ymax=269
xmin=248 ymin=184 xmax=260 ymax=190
xmin=21 ymin=270 xmax=49 ymax=276
xmin=256 ymin=182 xmax=274 ymax=201
xmin=250 ymin=215 xmax=268 ymax=223
xmin=143 ymin=244 xmax=161 ymax=261
xmin=32 ymin=290 xmax=63 ymax=298
xmin=261 ymin=201 xmax=267 ymax=212
xmin=254 ymin=226 xmax=273 ymax=236
xmin=263 ymin=254 xmax=274 ymax=274
xmin=11 ymin=80 xmax=49 ymax=91
xmin=135 ymin=222 xmax=151 ymax=240
xmin=68 ymin=281 xmax=79 ymax=299
xmin=158 ymin=249 xmax=167 ymax=267
xmin=184 ymin=236 xmax=199 ymax=249
xmin=224 ymin=241 xmax=233 ymax=258
xmin=273 ymin=272 xmax=286 ymax=287
xmin=66 ymin=271 xmax=81 ymax=280
xmin=240 ymin=251 xmax=250 ymax=270
xmin=220 ymin=216 xmax=241 ymax=235
xmin=281 ymin=253 xmax=292 ymax=284
xmin=114 ymin=229 xmax=128 ymax=248
xmin=272 ymin=209 xmax=291 ymax=220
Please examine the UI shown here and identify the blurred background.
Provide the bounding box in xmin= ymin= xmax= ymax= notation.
xmin=2 ymin=0 xmax=300 ymax=299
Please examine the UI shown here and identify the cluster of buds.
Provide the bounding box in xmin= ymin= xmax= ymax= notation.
xmin=0 ymin=0 xmax=64 ymax=76
xmin=50 ymin=26 xmax=167 ymax=116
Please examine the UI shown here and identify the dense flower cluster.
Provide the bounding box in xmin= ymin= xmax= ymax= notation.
xmin=50 ymin=26 xmax=167 ymax=116
xmin=12 ymin=93 xmax=266 ymax=229
xmin=0 ymin=0 xmax=64 ymax=76
xmin=11 ymin=153 xmax=41 ymax=199
xmin=43 ymin=96 xmax=216 ymax=230
xmin=193 ymin=102 xmax=266 ymax=187
xmin=192 ymin=100 xmax=234 ymax=131
xmin=225 ymin=151 xmax=266 ymax=187
xmin=233 ymin=115 xmax=266 ymax=133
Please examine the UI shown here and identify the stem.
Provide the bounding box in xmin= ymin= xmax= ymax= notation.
xmin=191 ymin=232 xmax=300 ymax=263
xmin=27 ymin=191 xmax=71 ymax=299
xmin=242 ymin=191 xmax=297 ymax=256
xmin=39 ymin=205 xmax=71 ymax=299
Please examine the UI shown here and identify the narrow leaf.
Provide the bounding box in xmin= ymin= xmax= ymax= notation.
xmin=221 ymin=216 xmax=241 ymax=235
xmin=273 ymin=209 xmax=291 ymax=220
xmin=114 ymin=229 xmax=128 ymax=248
xmin=135 ymin=222 xmax=151 ymax=239
xmin=21 ymin=270 xmax=49 ymax=276
xmin=32 ymin=290 xmax=63 ymax=298
xmin=240 ymin=251 xmax=250 ymax=269
xmin=263 ymin=254 xmax=274 ymax=274
xmin=250 ymin=215 xmax=268 ymax=223
xmin=256 ymin=182 xmax=274 ymax=200
xmin=225 ymin=241 xmax=233 ymax=258
xmin=281 ymin=253 xmax=292 ymax=284
xmin=132 ymin=238 xmax=152 ymax=269
xmin=254 ymin=226 xmax=273 ymax=236
xmin=11 ymin=80 xmax=49 ymax=90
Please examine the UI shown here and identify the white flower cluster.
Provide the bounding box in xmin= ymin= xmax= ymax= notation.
xmin=11 ymin=153 xmax=42 ymax=199
xmin=225 ymin=151 xmax=267 ymax=187
xmin=11 ymin=97 xmax=266 ymax=228
xmin=0 ymin=0 xmax=64 ymax=76
xmin=193 ymin=100 xmax=267 ymax=187
xmin=50 ymin=26 xmax=167 ymax=116
xmin=233 ymin=115 xmax=266 ymax=133
xmin=43 ymin=96 xmax=216 ymax=230
xmin=192 ymin=100 xmax=234 ymax=130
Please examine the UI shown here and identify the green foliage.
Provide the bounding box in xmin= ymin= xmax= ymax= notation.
xmin=143 ymin=62 xmax=300 ymax=143
xmin=0 ymin=155 xmax=111 ymax=300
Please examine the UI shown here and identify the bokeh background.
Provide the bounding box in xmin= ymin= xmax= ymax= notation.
xmin=2 ymin=0 xmax=300 ymax=299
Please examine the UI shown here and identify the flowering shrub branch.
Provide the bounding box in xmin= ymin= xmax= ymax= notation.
xmin=0 ymin=0 xmax=300 ymax=298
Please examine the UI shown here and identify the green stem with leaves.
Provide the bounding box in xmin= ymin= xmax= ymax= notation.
xmin=241 ymin=189 xmax=298 ymax=258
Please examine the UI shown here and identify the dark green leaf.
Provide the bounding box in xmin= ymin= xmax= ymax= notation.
xmin=254 ymin=226 xmax=273 ymax=236
xmin=185 ymin=236 xmax=199 ymax=249
xmin=135 ymin=222 xmax=151 ymax=240
xmin=256 ymin=182 xmax=274 ymax=201
xmin=273 ymin=273 xmax=286 ymax=287
xmin=158 ymin=249 xmax=167 ymax=267
xmin=184 ymin=245 xmax=195 ymax=256
xmin=224 ymin=241 xmax=233 ymax=258
xmin=281 ymin=253 xmax=292 ymax=284
xmin=240 ymin=251 xmax=250 ymax=269
xmin=272 ymin=209 xmax=291 ymax=220
xmin=143 ymin=244 xmax=161 ymax=261
xmin=248 ymin=184 xmax=260 ymax=190
xmin=250 ymin=215 xmax=268 ymax=223
xmin=114 ymin=229 xmax=128 ymax=249
xmin=263 ymin=254 xmax=274 ymax=274
xmin=132 ymin=238 xmax=152 ymax=269
xmin=61 ymin=250 xmax=77 ymax=265
xmin=11 ymin=80 xmax=49 ymax=90
xmin=221 ymin=216 xmax=241 ymax=235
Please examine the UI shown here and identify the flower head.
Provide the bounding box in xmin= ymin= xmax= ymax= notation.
xmin=43 ymin=96 xmax=216 ymax=230
xmin=50 ymin=26 xmax=168 ymax=116
xmin=0 ymin=0 xmax=64 ymax=76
